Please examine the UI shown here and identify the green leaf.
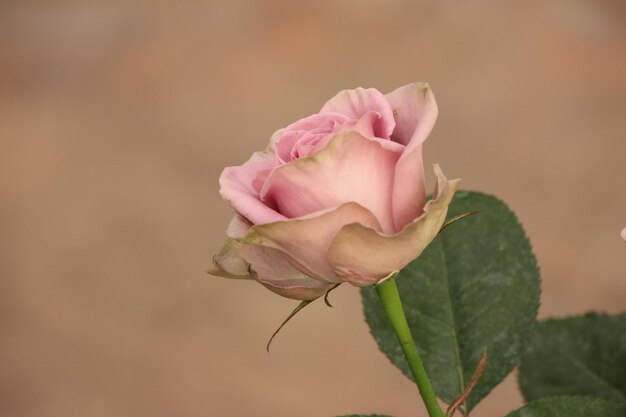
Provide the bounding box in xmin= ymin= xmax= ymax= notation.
xmin=361 ymin=191 xmax=540 ymax=410
xmin=504 ymin=396 xmax=626 ymax=417
xmin=519 ymin=312 xmax=626 ymax=404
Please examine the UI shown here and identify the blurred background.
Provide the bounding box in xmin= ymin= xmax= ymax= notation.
xmin=1 ymin=1 xmax=625 ymax=416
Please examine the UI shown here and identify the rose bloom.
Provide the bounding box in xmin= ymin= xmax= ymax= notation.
xmin=210 ymin=83 xmax=460 ymax=300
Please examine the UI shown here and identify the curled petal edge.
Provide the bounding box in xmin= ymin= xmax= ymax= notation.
xmin=209 ymin=238 xmax=333 ymax=300
xmin=239 ymin=201 xmax=382 ymax=284
xmin=327 ymin=164 xmax=461 ymax=287
xmin=387 ymin=82 xmax=438 ymax=231
xmin=209 ymin=239 xmax=254 ymax=280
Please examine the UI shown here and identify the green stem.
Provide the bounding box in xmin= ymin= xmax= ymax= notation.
xmin=376 ymin=277 xmax=445 ymax=417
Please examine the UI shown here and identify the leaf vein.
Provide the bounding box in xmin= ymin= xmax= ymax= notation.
xmin=544 ymin=338 xmax=625 ymax=402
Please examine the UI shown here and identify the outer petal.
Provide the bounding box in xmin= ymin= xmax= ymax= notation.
xmin=392 ymin=145 xmax=426 ymax=232
xmin=209 ymin=238 xmax=332 ymax=300
xmin=321 ymin=87 xmax=396 ymax=139
xmin=386 ymin=82 xmax=438 ymax=146
xmin=386 ymin=82 xmax=439 ymax=231
xmin=327 ymin=164 xmax=460 ymax=287
xmin=226 ymin=213 xmax=252 ymax=238
xmin=219 ymin=135 xmax=287 ymax=225
xmin=240 ymin=202 xmax=382 ymax=284
xmin=209 ymin=239 xmax=253 ymax=279
xmin=275 ymin=112 xmax=351 ymax=162
xmin=261 ymin=131 xmax=403 ymax=233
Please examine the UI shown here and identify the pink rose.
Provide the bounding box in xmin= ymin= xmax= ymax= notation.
xmin=210 ymin=83 xmax=460 ymax=300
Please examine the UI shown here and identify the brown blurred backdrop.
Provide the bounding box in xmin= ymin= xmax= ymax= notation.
xmin=1 ymin=1 xmax=625 ymax=416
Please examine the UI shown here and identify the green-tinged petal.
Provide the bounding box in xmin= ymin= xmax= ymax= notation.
xmin=208 ymin=238 xmax=332 ymax=300
xmin=328 ymin=164 xmax=460 ymax=286
xmin=209 ymin=239 xmax=254 ymax=279
xmin=260 ymin=131 xmax=403 ymax=234
xmin=386 ymin=82 xmax=438 ymax=231
xmin=240 ymin=202 xmax=382 ymax=284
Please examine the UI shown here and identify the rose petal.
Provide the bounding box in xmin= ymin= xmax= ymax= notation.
xmin=209 ymin=239 xmax=254 ymax=279
xmin=275 ymin=112 xmax=351 ymax=162
xmin=321 ymin=87 xmax=396 ymax=139
xmin=392 ymin=145 xmax=427 ymax=231
xmin=219 ymin=137 xmax=287 ymax=225
xmin=226 ymin=214 xmax=252 ymax=238
xmin=261 ymin=131 xmax=403 ymax=233
xmin=345 ymin=110 xmax=380 ymax=138
xmin=298 ymin=110 xmax=389 ymax=158
xmin=260 ymin=277 xmax=333 ymax=301
xmin=386 ymin=82 xmax=438 ymax=146
xmin=240 ymin=202 xmax=382 ymax=284
xmin=286 ymin=111 xmax=350 ymax=132
xmin=327 ymin=164 xmax=460 ymax=286
xmin=386 ymin=82 xmax=439 ymax=230
xmin=209 ymin=238 xmax=332 ymax=300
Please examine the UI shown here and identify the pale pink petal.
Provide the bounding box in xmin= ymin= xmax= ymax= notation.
xmin=260 ymin=278 xmax=333 ymax=301
xmin=274 ymin=129 xmax=303 ymax=163
xmin=300 ymin=111 xmax=388 ymax=157
xmin=240 ymin=202 xmax=382 ymax=284
xmin=261 ymin=132 xmax=403 ymax=233
xmin=219 ymin=146 xmax=286 ymax=225
xmin=386 ymin=82 xmax=439 ymax=230
xmin=340 ymin=110 xmax=379 ymax=138
xmin=209 ymin=238 xmax=332 ymax=300
xmin=327 ymin=164 xmax=460 ymax=286
xmin=250 ymin=168 xmax=273 ymax=194
xmin=226 ymin=214 xmax=252 ymax=238
xmin=286 ymin=111 xmax=350 ymax=131
xmin=385 ymin=82 xmax=438 ymax=146
xmin=321 ymin=87 xmax=396 ymax=139
xmin=392 ymin=145 xmax=427 ymax=231
xmin=245 ymin=246 xmax=333 ymax=300
xmin=209 ymin=239 xmax=253 ymax=279
xmin=275 ymin=113 xmax=351 ymax=162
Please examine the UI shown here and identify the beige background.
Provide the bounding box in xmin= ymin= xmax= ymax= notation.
xmin=1 ymin=1 xmax=625 ymax=416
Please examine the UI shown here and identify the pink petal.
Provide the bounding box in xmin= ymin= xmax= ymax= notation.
xmin=386 ymin=82 xmax=439 ymax=230
xmin=209 ymin=238 xmax=332 ymax=300
xmin=245 ymin=246 xmax=334 ymax=300
xmin=261 ymin=131 xmax=403 ymax=233
xmin=287 ymin=111 xmax=350 ymax=131
xmin=209 ymin=239 xmax=254 ymax=279
xmin=392 ymin=145 xmax=427 ymax=231
xmin=297 ymin=110 xmax=386 ymax=158
xmin=260 ymin=278 xmax=333 ymax=301
xmin=342 ymin=110 xmax=379 ymax=138
xmin=275 ymin=112 xmax=351 ymax=162
xmin=241 ymin=202 xmax=382 ymax=284
xmin=321 ymin=87 xmax=396 ymax=139
xmin=226 ymin=214 xmax=252 ymax=238
xmin=219 ymin=146 xmax=286 ymax=225
xmin=386 ymin=82 xmax=438 ymax=146
xmin=327 ymin=164 xmax=460 ymax=287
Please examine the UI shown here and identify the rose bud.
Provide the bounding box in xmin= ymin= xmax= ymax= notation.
xmin=210 ymin=83 xmax=460 ymax=300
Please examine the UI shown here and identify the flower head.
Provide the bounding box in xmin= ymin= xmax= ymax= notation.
xmin=210 ymin=83 xmax=460 ymax=300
